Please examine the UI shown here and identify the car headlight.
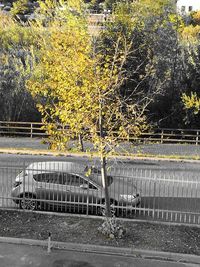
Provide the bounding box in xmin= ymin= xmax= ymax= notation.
xmin=120 ymin=194 xmax=136 ymax=202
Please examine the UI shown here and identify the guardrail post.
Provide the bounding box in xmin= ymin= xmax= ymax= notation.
xmin=161 ymin=130 xmax=164 ymax=144
xmin=47 ymin=232 xmax=52 ymax=253
xmin=196 ymin=131 xmax=199 ymax=145
xmin=30 ymin=123 xmax=33 ymax=138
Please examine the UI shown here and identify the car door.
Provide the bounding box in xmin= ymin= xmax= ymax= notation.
xmin=65 ymin=174 xmax=99 ymax=212
xmin=65 ymin=174 xmax=87 ymax=208
xmin=55 ymin=172 xmax=72 ymax=205
xmin=34 ymin=172 xmax=62 ymax=206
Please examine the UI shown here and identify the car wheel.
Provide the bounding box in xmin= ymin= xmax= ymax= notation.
xmin=20 ymin=194 xmax=37 ymax=211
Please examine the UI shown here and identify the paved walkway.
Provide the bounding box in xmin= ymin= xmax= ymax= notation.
xmin=1 ymin=137 xmax=200 ymax=158
xmin=0 ymin=241 xmax=199 ymax=267
xmin=0 ymin=137 xmax=48 ymax=150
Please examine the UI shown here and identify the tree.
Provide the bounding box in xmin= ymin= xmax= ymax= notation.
xmin=191 ymin=10 xmax=200 ymax=26
xmin=179 ymin=14 xmax=200 ymax=126
xmin=11 ymin=0 xmax=31 ymax=17
xmin=0 ymin=50 xmax=38 ymax=121
xmin=27 ymin=0 xmax=152 ymax=217
xmin=0 ymin=11 xmax=40 ymax=121
xmin=101 ymin=0 xmax=185 ymax=128
xmin=181 ymin=42 xmax=200 ymax=125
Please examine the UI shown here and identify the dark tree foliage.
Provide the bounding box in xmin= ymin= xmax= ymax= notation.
xmin=0 ymin=13 xmax=41 ymax=122
xmin=99 ymin=1 xmax=188 ymax=129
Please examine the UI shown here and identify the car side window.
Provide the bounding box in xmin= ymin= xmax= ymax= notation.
xmin=69 ymin=174 xmax=97 ymax=189
xmin=33 ymin=172 xmax=98 ymax=189
xmin=33 ymin=172 xmax=61 ymax=184
xmin=33 ymin=173 xmax=47 ymax=182
xmin=88 ymin=183 xmax=97 ymax=190
xmin=71 ymin=175 xmax=86 ymax=186
xmin=58 ymin=173 xmax=71 ymax=185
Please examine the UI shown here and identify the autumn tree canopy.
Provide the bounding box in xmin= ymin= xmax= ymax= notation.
xmin=27 ymin=0 xmax=157 ymax=216
xmin=27 ymin=0 xmax=150 ymax=152
xmin=1 ymin=0 xmax=200 ymax=128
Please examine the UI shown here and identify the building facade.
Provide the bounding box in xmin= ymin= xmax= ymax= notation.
xmin=176 ymin=0 xmax=200 ymax=13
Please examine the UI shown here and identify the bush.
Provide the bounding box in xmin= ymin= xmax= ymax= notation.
xmin=98 ymin=214 xmax=126 ymax=239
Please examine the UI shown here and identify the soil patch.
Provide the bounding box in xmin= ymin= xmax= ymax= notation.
xmin=1 ymin=210 xmax=200 ymax=255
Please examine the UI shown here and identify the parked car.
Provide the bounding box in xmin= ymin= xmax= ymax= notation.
xmin=11 ymin=161 xmax=140 ymax=215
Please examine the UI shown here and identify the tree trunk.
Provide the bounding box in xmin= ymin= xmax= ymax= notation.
xmin=99 ymin=99 xmax=111 ymax=217
xmin=78 ymin=134 xmax=84 ymax=152
xmin=100 ymin=153 xmax=111 ymax=217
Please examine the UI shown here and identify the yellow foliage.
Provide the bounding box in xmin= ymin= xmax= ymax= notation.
xmin=0 ymin=11 xmax=42 ymax=50
xmin=191 ymin=11 xmax=200 ymax=26
xmin=67 ymin=0 xmax=84 ymax=12
xmin=27 ymin=0 xmax=148 ymax=153
xmin=182 ymin=93 xmax=200 ymax=114
xmin=11 ymin=0 xmax=30 ymax=16
xmin=0 ymin=12 xmax=15 ymax=27
xmin=181 ymin=25 xmax=200 ymax=42
xmin=134 ymin=0 xmax=175 ymax=17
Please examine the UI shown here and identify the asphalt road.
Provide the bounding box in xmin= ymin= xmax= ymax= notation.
xmin=0 ymin=153 xmax=200 ymax=216
xmin=0 ymin=242 xmax=195 ymax=267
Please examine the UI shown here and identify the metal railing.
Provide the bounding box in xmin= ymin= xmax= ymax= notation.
xmin=0 ymin=121 xmax=45 ymax=138
xmin=0 ymin=121 xmax=200 ymax=145
xmin=138 ymin=128 xmax=200 ymax=145
xmin=1 ymin=161 xmax=200 ymax=224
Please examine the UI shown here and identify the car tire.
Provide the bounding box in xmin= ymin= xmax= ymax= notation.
xmin=20 ymin=194 xmax=37 ymax=211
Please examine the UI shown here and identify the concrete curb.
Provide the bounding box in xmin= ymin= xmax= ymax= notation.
xmin=0 ymin=236 xmax=199 ymax=265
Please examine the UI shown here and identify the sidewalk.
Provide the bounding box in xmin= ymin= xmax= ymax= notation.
xmin=1 ymin=136 xmax=200 ymax=161
xmin=0 ymin=237 xmax=200 ymax=267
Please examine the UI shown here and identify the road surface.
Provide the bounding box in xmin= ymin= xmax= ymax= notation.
xmin=0 ymin=242 xmax=197 ymax=267
xmin=0 ymin=153 xmax=200 ymax=217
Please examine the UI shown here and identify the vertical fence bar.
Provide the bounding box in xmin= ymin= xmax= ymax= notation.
xmin=6 ymin=163 xmax=8 ymax=207
xmin=195 ymin=180 xmax=198 ymax=224
xmin=22 ymin=160 xmax=26 ymax=210
xmin=86 ymin=183 xmax=89 ymax=216
xmin=157 ymin=173 xmax=160 ymax=220
xmin=152 ymin=172 xmax=156 ymax=219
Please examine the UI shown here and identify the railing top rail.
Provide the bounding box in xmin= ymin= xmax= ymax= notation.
xmin=157 ymin=128 xmax=200 ymax=132
xmin=0 ymin=121 xmax=44 ymax=125
xmin=0 ymin=121 xmax=200 ymax=129
xmin=1 ymin=121 xmax=200 ymax=136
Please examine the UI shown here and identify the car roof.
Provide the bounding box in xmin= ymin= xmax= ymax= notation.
xmin=26 ymin=161 xmax=86 ymax=173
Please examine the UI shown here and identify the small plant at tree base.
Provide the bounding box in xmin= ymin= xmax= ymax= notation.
xmin=98 ymin=214 xmax=126 ymax=239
